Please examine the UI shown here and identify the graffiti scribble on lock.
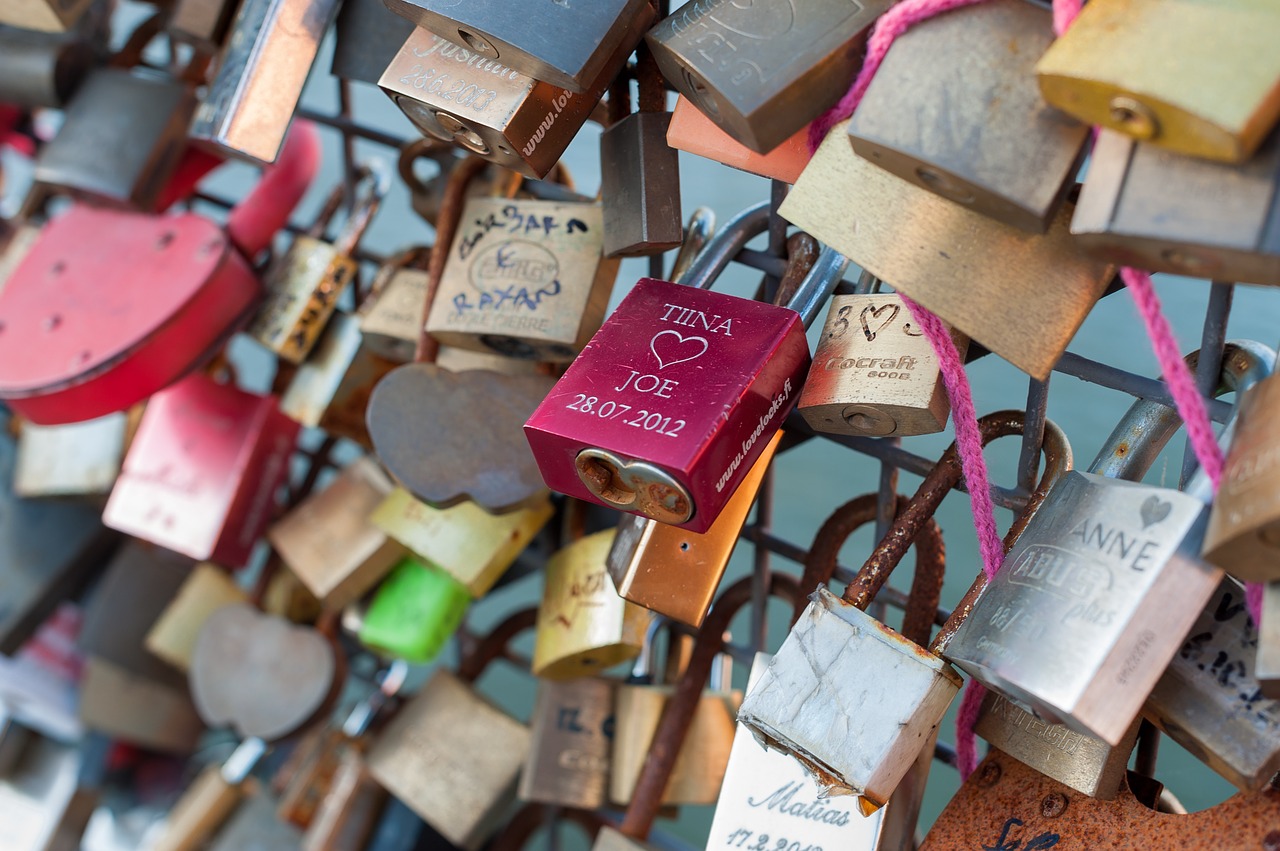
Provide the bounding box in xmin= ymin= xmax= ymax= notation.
xmin=454 ymin=241 xmax=563 ymax=313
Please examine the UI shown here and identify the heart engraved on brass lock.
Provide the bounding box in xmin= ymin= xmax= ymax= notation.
xmin=574 ymin=448 xmax=693 ymax=527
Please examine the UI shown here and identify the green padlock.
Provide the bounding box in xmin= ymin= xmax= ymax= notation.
xmin=357 ymin=558 xmax=470 ymax=662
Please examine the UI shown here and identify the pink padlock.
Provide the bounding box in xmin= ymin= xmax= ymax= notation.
xmin=0 ymin=122 xmax=321 ymax=425
xmin=524 ymin=205 xmax=844 ymax=532
xmin=103 ymin=372 xmax=299 ymax=567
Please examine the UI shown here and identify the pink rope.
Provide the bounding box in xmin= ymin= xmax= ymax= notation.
xmin=954 ymin=680 xmax=987 ymax=779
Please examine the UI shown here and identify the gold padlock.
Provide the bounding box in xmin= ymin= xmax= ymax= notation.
xmin=532 ymin=526 xmax=650 ymax=679
xmin=519 ymin=677 xmax=616 ymax=810
xmin=358 ymin=247 xmax=432 ymax=364
xmin=145 ymin=562 xmax=248 ymax=673
xmin=370 ymin=486 xmax=553 ymax=598
xmin=1035 ymin=0 xmax=1280 ymax=164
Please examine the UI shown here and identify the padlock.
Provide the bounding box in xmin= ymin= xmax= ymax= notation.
xmin=381 ymin=0 xmax=653 ymax=94
xmin=145 ymin=562 xmax=249 ymax=673
xmin=798 ymin=292 xmax=966 ymax=439
xmin=166 ymin=0 xmax=238 ymax=50
xmin=365 ymin=608 xmax=535 ymax=850
xmin=331 ymin=0 xmax=415 ymax=86
xmin=782 ymin=121 xmax=1113 ymax=381
xmin=102 ymin=372 xmax=299 ymax=567
xmin=0 ymin=730 xmax=81 ymax=851
xmin=0 ymin=24 xmax=95 ymax=109
xmin=31 ymin=15 xmax=200 ymax=211
xmin=435 ymin=344 xmax=547 ymax=375
xmin=1071 ymin=128 xmax=1280 ymax=287
xmin=525 ymin=203 xmax=847 ymax=533
xmin=920 ymin=748 xmax=1280 ymax=850
xmin=360 ymin=247 xmax=433 ymax=362
xmin=599 ymin=48 xmax=683 ymax=257
xmin=12 ymin=409 xmax=132 ymax=497
xmin=0 ymin=0 xmax=93 ymax=33
xmin=644 ymin=0 xmax=892 ymax=155
xmin=357 ymin=557 xmax=471 ymax=662
xmin=942 ymin=347 xmax=1265 ymax=746
xmin=607 ymin=430 xmax=781 ymax=628
xmin=425 ymin=194 xmax=620 ymax=361
xmin=611 ymin=620 xmax=740 ymax=806
xmin=268 ymin=457 xmax=407 ymax=610
xmin=738 ymin=412 xmax=1073 ymax=811
xmin=191 ymin=0 xmax=340 ymax=164
xmin=847 ymin=0 xmax=1088 ymax=234
xmin=665 ymin=96 xmax=808 ymax=185
xmin=1035 ymin=0 xmax=1280 ymax=164
xmin=378 ymin=27 xmax=620 ymax=179
xmin=533 ymin=526 xmax=650 ymax=679
xmin=250 ymin=165 xmax=389 ymax=364
xmin=370 ymin=486 xmax=553 ymax=599
xmin=519 ymin=677 xmax=616 ymax=810
xmin=0 ymin=123 xmax=319 ymax=425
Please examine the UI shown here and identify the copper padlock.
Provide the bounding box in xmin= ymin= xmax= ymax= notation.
xmin=519 ymin=677 xmax=616 ymax=810
xmin=665 ymin=96 xmax=808 ymax=185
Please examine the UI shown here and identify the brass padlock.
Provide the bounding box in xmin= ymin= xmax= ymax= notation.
xmin=798 ymin=292 xmax=966 ymax=438
xmin=0 ymin=0 xmax=94 ymax=33
xmin=435 ymin=344 xmax=547 ymax=375
xmin=426 ymin=193 xmax=619 ymax=361
xmin=645 ymin=0 xmax=892 ymax=154
xmin=190 ymin=0 xmax=339 ymax=163
xmin=250 ymin=166 xmax=389 ymax=364
xmin=519 ymin=677 xmax=616 ymax=810
xmin=847 ymin=0 xmax=1088 ymax=233
xmin=781 ymin=121 xmax=1113 ymax=380
xmin=533 ymin=525 xmax=650 ymax=679
xmin=0 ymin=24 xmax=95 ymax=109
xmin=267 ymin=457 xmax=407 ymax=610
xmin=382 ymin=0 xmax=654 ymax=93
xmin=607 ymin=430 xmax=781 ymax=628
xmin=331 ymin=0 xmax=415 ymax=86
xmin=359 ymin=247 xmax=432 ymax=363
xmin=1035 ymin=0 xmax=1280 ymax=164
xmin=379 ymin=27 xmax=618 ymax=179
xmin=665 ymin=96 xmax=808 ymax=185
xmin=145 ymin=562 xmax=248 ymax=673
xmin=13 ymin=409 xmax=132 ymax=497
xmin=370 ymin=486 xmax=553 ymax=599
xmin=1071 ymin=128 xmax=1280 ymax=287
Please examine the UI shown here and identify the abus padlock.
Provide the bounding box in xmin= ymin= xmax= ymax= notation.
xmin=665 ymin=96 xmax=808 ymax=185
xmin=0 ymin=0 xmax=93 ymax=33
xmin=13 ymin=409 xmax=132 ymax=497
xmin=102 ymin=372 xmax=299 ymax=568
xmin=519 ymin=677 xmax=616 ymax=810
xmin=782 ymin=120 xmax=1113 ymax=380
xmin=250 ymin=165 xmax=389 ymax=364
xmin=191 ymin=0 xmax=339 ymax=164
xmin=378 ymin=28 xmax=617 ymax=179
xmin=267 ymin=458 xmax=406 ymax=611
xmin=847 ymin=0 xmax=1088 ymax=233
xmin=524 ymin=204 xmax=845 ymax=533
xmin=739 ymin=412 xmax=1072 ymax=812
xmin=1071 ymin=128 xmax=1280 ymax=287
xmin=331 ymin=0 xmax=414 ymax=86
xmin=645 ymin=0 xmax=892 ymax=154
xmin=799 ymin=292 xmax=966 ymax=438
xmin=0 ymin=24 xmax=95 ymax=109
xmin=370 ymin=486 xmax=553 ymax=599
xmin=381 ymin=0 xmax=653 ymax=94
xmin=0 ymin=123 xmax=319 ymax=425
xmin=426 ymin=195 xmax=619 ymax=361
xmin=1035 ymin=0 xmax=1280 ymax=164
xmin=357 ymin=557 xmax=470 ymax=662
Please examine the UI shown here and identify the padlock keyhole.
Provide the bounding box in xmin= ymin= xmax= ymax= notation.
xmin=578 ymin=456 xmax=637 ymax=508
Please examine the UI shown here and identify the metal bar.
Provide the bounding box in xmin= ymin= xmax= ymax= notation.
xmin=1181 ymin=281 xmax=1234 ymax=485
xmin=1055 ymin=351 xmax=1234 ymax=423
xmin=870 ymin=441 xmax=900 ymax=624
xmin=750 ymin=468 xmax=774 ymax=653
xmin=734 ymin=247 xmax=789 ymax=278
xmin=297 ymin=107 xmax=410 ymax=149
xmin=1017 ymin=377 xmax=1050 ymax=493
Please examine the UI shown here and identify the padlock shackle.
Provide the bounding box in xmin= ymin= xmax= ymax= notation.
xmin=397 ymin=138 xmax=459 ymax=196
xmin=332 ymin=161 xmax=392 ymax=256
xmin=154 ymin=146 xmax=225 ymax=212
xmin=456 ymin=607 xmax=538 ymax=684
xmin=667 ymin=207 xmax=716 ymax=282
xmin=619 ymin=573 xmax=804 ymax=841
xmin=675 ymin=201 xmax=768 ymax=289
xmin=224 ymin=120 xmax=322 ymax=260
xmin=797 ymin=493 xmax=946 ymax=646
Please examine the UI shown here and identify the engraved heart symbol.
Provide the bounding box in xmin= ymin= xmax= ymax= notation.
xmin=650 ymin=330 xmax=709 ymax=370
xmin=1140 ymin=495 xmax=1172 ymax=529
xmin=859 ymin=303 xmax=900 ymax=342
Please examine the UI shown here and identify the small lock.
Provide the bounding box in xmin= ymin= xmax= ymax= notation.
xmin=13 ymin=409 xmax=133 ymax=497
xmin=357 ymin=557 xmax=470 ymax=663
xmin=665 ymin=96 xmax=808 ymax=186
xmin=330 ymin=0 xmax=414 ymax=86
xmin=250 ymin=165 xmax=389 ymax=364
xmin=519 ymin=677 xmax=616 ymax=810
xmin=359 ymin=247 xmax=432 ymax=363
xmin=645 ymin=0 xmax=892 ymax=154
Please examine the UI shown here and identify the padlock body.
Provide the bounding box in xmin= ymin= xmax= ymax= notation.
xmin=370 ymin=487 xmax=553 ymax=598
xmin=14 ymin=412 xmax=130 ymax=497
xmin=782 ymin=121 xmax=1112 ymax=381
xmin=0 ymin=0 xmax=94 ymax=33
xmin=520 ymin=678 xmax=615 ymax=809
xmin=380 ymin=28 xmax=613 ymax=179
xmin=944 ymin=471 xmax=1219 ymax=746
xmin=599 ymin=112 xmax=683 ymax=257
xmin=848 ymin=0 xmax=1087 ymax=233
xmin=0 ymin=26 xmax=94 ymax=109
xmin=1261 ymin=582 xmax=1280 ymax=700
xmin=366 ymin=669 xmax=530 ymax=851
xmin=360 ymin=267 xmax=430 ymax=363
xmin=357 ymin=559 xmax=470 ymax=663
xmin=645 ymin=0 xmax=892 ymax=154
xmin=0 ymin=206 xmax=258 ymax=425
xmin=34 ymin=68 xmax=195 ymax=210
xmin=799 ymin=294 xmax=962 ymax=438
xmin=665 ymin=96 xmax=808 ymax=185
xmin=250 ymin=236 xmax=358 ymax=364
xmin=331 ymin=0 xmax=414 ymax=85
xmin=382 ymin=0 xmax=653 ymax=94
xmin=738 ymin=589 xmax=962 ymax=810
xmin=191 ymin=0 xmax=337 ymax=164
xmin=103 ymin=374 xmax=299 ymax=567
xmin=524 ymin=278 xmax=809 ymax=534
xmin=427 ymin=196 xmax=619 ymax=361
xmin=1035 ymin=0 xmax=1280 ymax=164
xmin=1144 ymin=578 xmax=1280 ymax=791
